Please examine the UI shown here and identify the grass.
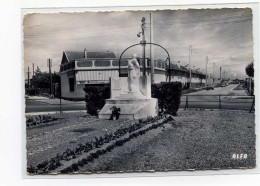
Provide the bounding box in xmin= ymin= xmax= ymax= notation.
xmin=26 ymin=110 xmax=255 ymax=174
xmin=233 ymin=84 xmax=246 ymax=90
xmin=78 ymin=110 xmax=255 ymax=172
xmin=70 ymin=127 xmax=95 ymax=133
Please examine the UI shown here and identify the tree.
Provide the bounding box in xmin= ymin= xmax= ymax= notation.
xmin=245 ymin=62 xmax=254 ymax=77
xmin=30 ymin=67 xmax=60 ymax=89
xmin=245 ymin=62 xmax=254 ymax=96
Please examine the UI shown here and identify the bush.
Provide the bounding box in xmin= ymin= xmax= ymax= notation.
xmin=84 ymin=82 xmax=181 ymax=116
xmin=152 ymin=82 xmax=182 ymax=116
xmin=83 ymin=85 xmax=110 ymax=116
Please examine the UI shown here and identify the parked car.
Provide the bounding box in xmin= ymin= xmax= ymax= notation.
xmin=206 ymin=85 xmax=214 ymax=90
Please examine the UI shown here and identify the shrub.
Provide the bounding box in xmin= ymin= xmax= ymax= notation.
xmin=151 ymin=83 xmax=163 ymax=112
xmin=152 ymin=82 xmax=182 ymax=116
xmin=83 ymin=85 xmax=110 ymax=116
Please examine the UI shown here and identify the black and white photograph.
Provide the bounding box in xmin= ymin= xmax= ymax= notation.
xmin=23 ymin=7 xmax=256 ymax=175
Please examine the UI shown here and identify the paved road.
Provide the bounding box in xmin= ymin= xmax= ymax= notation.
xmin=185 ymin=84 xmax=238 ymax=95
xmin=180 ymin=84 xmax=254 ymax=111
xmin=25 ymin=84 xmax=254 ymax=113
xmin=25 ymin=99 xmax=86 ymax=113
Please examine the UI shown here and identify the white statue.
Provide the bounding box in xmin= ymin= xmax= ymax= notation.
xmin=128 ymin=54 xmax=144 ymax=97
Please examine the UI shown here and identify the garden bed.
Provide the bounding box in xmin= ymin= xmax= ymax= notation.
xmin=27 ymin=115 xmax=172 ymax=174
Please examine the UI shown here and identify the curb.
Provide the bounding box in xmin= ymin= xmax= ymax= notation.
xmin=25 ymin=110 xmax=87 ymax=116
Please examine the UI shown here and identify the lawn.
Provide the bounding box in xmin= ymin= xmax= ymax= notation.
xmin=26 ymin=112 xmax=134 ymax=167
xmin=26 ymin=110 xmax=255 ymax=174
xmin=78 ymin=110 xmax=255 ymax=172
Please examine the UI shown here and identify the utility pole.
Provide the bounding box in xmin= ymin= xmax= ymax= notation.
xmin=213 ymin=62 xmax=215 ymax=84
xmin=150 ymin=13 xmax=154 ymax=83
xmin=189 ymin=44 xmax=192 ymax=88
xmin=205 ymin=56 xmax=208 ymax=85
xmin=141 ymin=17 xmax=146 ymax=77
xmin=27 ymin=66 xmax=30 ymax=95
xmin=220 ymin=66 xmax=222 ymax=80
xmin=32 ymin=63 xmax=35 ymax=76
xmin=47 ymin=59 xmax=53 ymax=97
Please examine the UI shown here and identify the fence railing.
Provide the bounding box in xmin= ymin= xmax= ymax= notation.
xmin=182 ymin=95 xmax=255 ymax=113
xmin=26 ymin=95 xmax=255 ymax=114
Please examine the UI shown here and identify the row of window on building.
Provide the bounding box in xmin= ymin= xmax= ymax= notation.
xmin=60 ymin=59 xmax=166 ymax=72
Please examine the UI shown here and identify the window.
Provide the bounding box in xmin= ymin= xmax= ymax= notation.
xmin=94 ymin=60 xmax=110 ymax=67
xmin=112 ymin=59 xmax=128 ymax=66
xmin=77 ymin=61 xmax=92 ymax=67
xmin=69 ymin=78 xmax=75 ymax=92
xmin=162 ymin=63 xmax=165 ymax=69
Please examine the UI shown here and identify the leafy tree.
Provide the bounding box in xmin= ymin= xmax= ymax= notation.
xmin=245 ymin=62 xmax=254 ymax=77
xmin=30 ymin=67 xmax=60 ymax=89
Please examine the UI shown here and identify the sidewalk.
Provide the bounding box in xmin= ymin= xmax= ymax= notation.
xmin=26 ymin=95 xmax=49 ymax=100
xmin=26 ymin=96 xmax=85 ymax=105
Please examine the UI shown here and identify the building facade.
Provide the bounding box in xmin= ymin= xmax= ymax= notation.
xmin=60 ymin=49 xmax=207 ymax=100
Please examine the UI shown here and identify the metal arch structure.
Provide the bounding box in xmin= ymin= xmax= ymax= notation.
xmin=118 ymin=43 xmax=172 ymax=82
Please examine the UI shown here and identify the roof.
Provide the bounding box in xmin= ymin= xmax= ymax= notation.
xmin=166 ymin=63 xmax=205 ymax=76
xmin=64 ymin=51 xmax=116 ymax=62
xmin=170 ymin=64 xmax=189 ymax=72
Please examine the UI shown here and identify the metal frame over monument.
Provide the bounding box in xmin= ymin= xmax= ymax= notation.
xmin=99 ymin=17 xmax=171 ymax=120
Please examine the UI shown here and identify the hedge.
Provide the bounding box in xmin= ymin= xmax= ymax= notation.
xmin=152 ymin=82 xmax=182 ymax=116
xmin=83 ymin=85 xmax=110 ymax=116
xmin=83 ymin=82 xmax=182 ymax=116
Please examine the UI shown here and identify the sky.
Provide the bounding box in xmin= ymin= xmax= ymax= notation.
xmin=23 ymin=8 xmax=253 ymax=79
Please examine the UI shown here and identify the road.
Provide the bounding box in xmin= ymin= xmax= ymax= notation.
xmin=180 ymin=84 xmax=254 ymax=111
xmin=185 ymin=84 xmax=238 ymax=95
xmin=25 ymin=84 xmax=254 ymax=113
xmin=25 ymin=99 xmax=86 ymax=113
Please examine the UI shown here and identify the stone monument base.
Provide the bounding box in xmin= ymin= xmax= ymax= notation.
xmin=98 ymin=93 xmax=158 ymax=120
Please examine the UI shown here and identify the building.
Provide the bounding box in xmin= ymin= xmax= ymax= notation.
xmin=60 ymin=49 xmax=207 ymax=100
xmin=167 ymin=63 xmax=206 ymax=88
xmin=60 ymin=49 xmax=118 ymax=100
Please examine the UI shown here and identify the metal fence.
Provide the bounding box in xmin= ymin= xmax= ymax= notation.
xmin=180 ymin=95 xmax=255 ymax=113
xmin=25 ymin=98 xmax=86 ymax=115
xmin=26 ymin=94 xmax=255 ymax=115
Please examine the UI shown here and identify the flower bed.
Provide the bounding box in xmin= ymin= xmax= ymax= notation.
xmin=26 ymin=115 xmax=58 ymax=127
xmin=27 ymin=115 xmax=174 ymax=174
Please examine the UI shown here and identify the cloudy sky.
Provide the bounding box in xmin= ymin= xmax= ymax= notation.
xmin=23 ymin=8 xmax=253 ymax=79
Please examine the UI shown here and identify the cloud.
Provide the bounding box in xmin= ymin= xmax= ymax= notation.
xmin=23 ymin=9 xmax=253 ymax=79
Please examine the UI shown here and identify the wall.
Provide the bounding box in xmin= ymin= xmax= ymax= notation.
xmin=60 ymin=72 xmax=85 ymax=100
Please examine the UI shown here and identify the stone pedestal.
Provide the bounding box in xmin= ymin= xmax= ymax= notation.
xmin=99 ymin=93 xmax=158 ymax=120
xmin=99 ymin=76 xmax=158 ymax=120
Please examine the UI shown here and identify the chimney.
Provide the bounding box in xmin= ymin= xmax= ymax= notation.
xmin=84 ymin=48 xmax=87 ymax=59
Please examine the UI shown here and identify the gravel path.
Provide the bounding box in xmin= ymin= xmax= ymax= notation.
xmin=79 ymin=110 xmax=255 ymax=173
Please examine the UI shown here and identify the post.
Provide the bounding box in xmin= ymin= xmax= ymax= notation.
xmin=213 ymin=62 xmax=215 ymax=85
xmin=32 ymin=63 xmax=35 ymax=76
xmin=48 ymin=59 xmax=53 ymax=97
xmin=205 ymin=56 xmax=208 ymax=85
xmin=219 ymin=67 xmax=222 ymax=81
xmin=141 ymin=17 xmax=146 ymax=77
xmin=59 ymin=75 xmax=62 ymax=113
xmin=185 ymin=95 xmax=189 ymax=110
xmin=249 ymin=77 xmax=252 ymax=96
xmin=219 ymin=95 xmax=222 ymax=110
xmin=27 ymin=66 xmax=30 ymax=95
xmin=249 ymin=96 xmax=255 ymax=113
xmin=150 ymin=13 xmax=154 ymax=83
xmin=189 ymin=45 xmax=192 ymax=88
